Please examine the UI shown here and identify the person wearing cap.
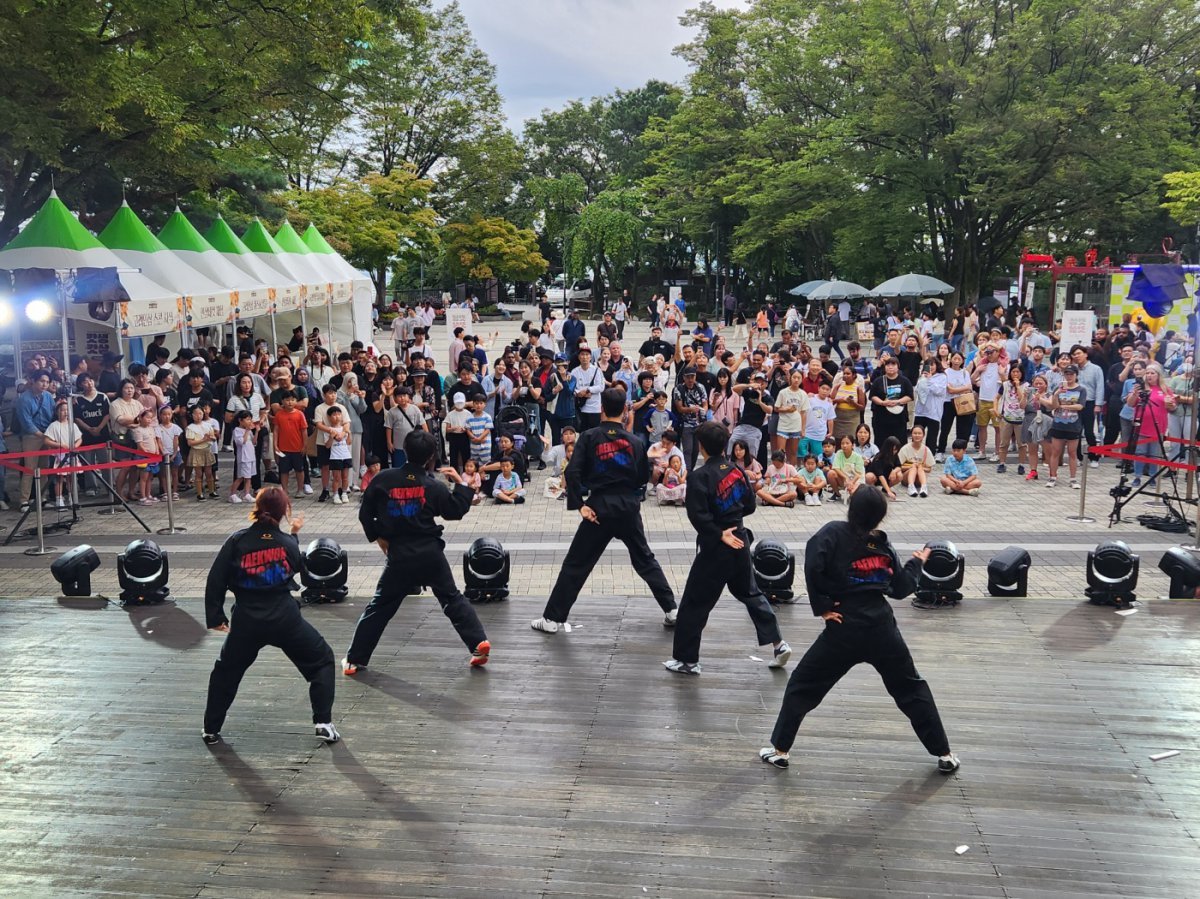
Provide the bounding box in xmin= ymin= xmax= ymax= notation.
xmin=969 ymin=342 xmax=1005 ymax=461
xmin=562 ymin=309 xmax=586 ymax=359
xmin=673 ymin=367 xmax=709 ymax=469
xmin=570 ymin=347 xmax=604 ymax=431
xmin=730 ymin=371 xmax=773 ymax=461
xmin=638 ymin=326 xmax=673 ymax=369
xmin=97 ymin=350 xmax=125 ymax=400
xmin=532 ymin=388 xmax=678 ymax=634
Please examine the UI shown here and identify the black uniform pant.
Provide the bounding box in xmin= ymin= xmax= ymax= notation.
xmin=346 ymin=551 xmax=487 ymax=666
xmin=543 ymin=509 xmax=676 ymax=622
xmin=769 ymin=618 xmax=950 ymax=756
xmin=204 ymin=606 xmax=335 ymax=733
xmin=672 ymin=535 xmax=781 ymax=664
xmin=1077 ymin=401 xmax=1098 ymax=460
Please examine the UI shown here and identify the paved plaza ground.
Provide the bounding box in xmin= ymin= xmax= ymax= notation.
xmin=1 ymin=313 xmax=1199 ymax=896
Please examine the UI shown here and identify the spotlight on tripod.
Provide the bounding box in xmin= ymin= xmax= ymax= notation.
xmin=301 ymin=538 xmax=348 ymax=604
xmin=987 ymin=546 xmax=1031 ymax=597
xmin=463 ymin=537 xmax=510 ymax=603
xmin=913 ymin=540 xmax=964 ymax=610
xmin=117 ymin=539 xmax=171 ymax=606
xmin=1157 ymin=547 xmax=1200 ymax=598
xmin=1085 ymin=540 xmax=1138 ymax=606
xmin=51 ymin=545 xmax=101 ymax=597
xmin=751 ymin=539 xmax=796 ymax=604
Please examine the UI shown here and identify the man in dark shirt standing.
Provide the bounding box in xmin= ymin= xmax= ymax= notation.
xmin=664 ymin=422 xmax=789 ymax=676
xmin=97 ymin=350 xmax=124 ymax=400
xmin=343 ymin=430 xmax=490 ymax=673
xmin=532 ymin=388 xmax=678 ymax=633
xmin=639 ymin=326 xmax=674 ymax=368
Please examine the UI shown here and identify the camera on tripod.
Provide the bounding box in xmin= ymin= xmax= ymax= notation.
xmin=1110 ymin=479 xmax=1131 ymax=499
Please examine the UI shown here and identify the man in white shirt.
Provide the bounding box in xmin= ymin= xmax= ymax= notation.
xmin=570 ymin=347 xmax=605 ymax=431
xmin=972 ymin=345 xmax=1003 ymax=460
xmin=614 ymin=293 xmax=629 ymax=340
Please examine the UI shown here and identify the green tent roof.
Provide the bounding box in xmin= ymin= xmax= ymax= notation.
xmin=301 ymin=224 xmax=338 ymax=255
xmin=242 ymin=219 xmax=287 ymax=255
xmin=273 ymin=220 xmax=313 ymax=254
xmin=203 ymin=215 xmax=250 ymax=255
xmin=158 ymin=209 xmax=215 ymax=254
xmin=3 ymin=191 xmax=105 ymax=252
xmin=98 ymin=202 xmax=169 ymax=253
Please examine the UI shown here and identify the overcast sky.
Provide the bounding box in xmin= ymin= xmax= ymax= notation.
xmin=452 ymin=0 xmax=748 ymax=131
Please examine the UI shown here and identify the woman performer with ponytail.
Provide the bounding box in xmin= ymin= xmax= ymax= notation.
xmin=759 ymin=487 xmax=959 ymax=773
xmin=202 ymin=487 xmax=339 ymax=745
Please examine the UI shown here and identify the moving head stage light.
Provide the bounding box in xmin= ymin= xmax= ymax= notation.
xmin=117 ymin=539 xmax=171 ymax=606
xmin=751 ymin=539 xmax=797 ymax=604
xmin=301 ymin=538 xmax=348 ymax=604
xmin=987 ymin=546 xmax=1031 ymax=598
xmin=913 ymin=540 xmax=965 ymax=610
xmin=51 ymin=545 xmax=101 ymax=597
xmin=1158 ymin=547 xmax=1200 ymax=599
xmin=1085 ymin=540 xmax=1139 ymax=606
xmin=463 ymin=538 xmax=510 ymax=603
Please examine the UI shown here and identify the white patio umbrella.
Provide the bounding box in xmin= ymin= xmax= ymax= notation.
xmin=806 ymin=280 xmax=873 ymax=302
xmin=871 ymin=273 xmax=956 ymax=298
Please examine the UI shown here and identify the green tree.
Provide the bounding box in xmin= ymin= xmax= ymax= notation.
xmin=441 ymin=217 xmax=549 ymax=287
xmin=0 ymin=0 xmax=385 ymax=244
xmin=569 ymin=188 xmax=651 ymax=297
xmin=286 ymin=169 xmax=438 ymax=304
xmin=734 ymin=0 xmax=1200 ymax=304
xmin=1164 ymin=172 xmax=1200 ymax=226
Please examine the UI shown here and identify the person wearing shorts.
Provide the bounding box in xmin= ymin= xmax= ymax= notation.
xmin=271 ymin=394 xmax=309 ymax=498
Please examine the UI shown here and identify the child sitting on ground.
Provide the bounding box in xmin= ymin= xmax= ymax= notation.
xmin=360 ymin=455 xmax=382 ymax=493
xmin=795 ymin=453 xmax=827 ymax=506
xmin=657 ymin=454 xmax=687 ymax=505
xmin=463 ymin=458 xmax=484 ymax=504
xmin=491 ymin=455 xmax=526 ymax=504
xmin=940 ymin=438 xmax=983 ymax=496
xmin=818 ymin=436 xmax=837 ymax=473
xmin=758 ymin=450 xmax=801 ymax=508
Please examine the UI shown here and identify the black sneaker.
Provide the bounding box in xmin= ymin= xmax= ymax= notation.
xmin=201 ymin=731 xmax=221 ymax=745
xmin=318 ymin=490 xmax=330 ymax=503
xmin=196 ymin=494 xmax=206 ymax=503
xmin=209 ymin=491 xmax=219 ymax=499
xmin=937 ymin=753 xmax=960 ymax=774
xmin=768 ymin=641 xmax=792 ymax=668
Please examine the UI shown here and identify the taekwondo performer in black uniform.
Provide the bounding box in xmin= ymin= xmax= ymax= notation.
xmin=532 ymin=387 xmax=678 ymax=633
xmin=759 ymin=486 xmax=959 ymax=772
xmin=663 ymin=421 xmax=790 ymax=675
xmin=203 ymin=487 xmax=338 ymax=745
xmin=343 ymin=429 xmax=490 ymax=674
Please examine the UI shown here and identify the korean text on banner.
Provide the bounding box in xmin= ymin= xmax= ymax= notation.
xmin=446 ymin=307 xmax=472 ymax=350
xmin=1060 ymin=309 xmax=1095 ymax=350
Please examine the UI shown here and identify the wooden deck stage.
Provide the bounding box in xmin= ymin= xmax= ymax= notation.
xmin=1 ymin=592 xmax=1198 ymax=898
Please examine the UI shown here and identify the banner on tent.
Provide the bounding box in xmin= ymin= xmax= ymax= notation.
xmin=307 ymin=282 xmax=335 ymax=308
xmin=119 ymin=299 xmax=180 ymax=337
xmin=237 ymin=288 xmax=276 ymax=320
xmin=186 ymin=294 xmax=234 ymax=327
xmin=276 ymin=284 xmax=303 ymax=314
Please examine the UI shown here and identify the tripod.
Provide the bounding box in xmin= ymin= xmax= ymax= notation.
xmin=1108 ymin=388 xmax=1191 ymax=530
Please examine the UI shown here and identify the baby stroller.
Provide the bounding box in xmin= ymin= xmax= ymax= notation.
xmin=495 ymin=405 xmax=544 ymax=467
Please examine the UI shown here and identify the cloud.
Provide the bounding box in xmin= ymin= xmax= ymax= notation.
xmin=450 ymin=0 xmax=747 ymax=129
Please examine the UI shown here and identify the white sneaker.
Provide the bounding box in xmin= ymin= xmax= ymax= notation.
xmin=968 ymin=487 xmax=980 ymax=496
xmin=944 ymin=486 xmax=954 ymax=494
xmin=908 ymin=485 xmax=918 ymax=497
xmin=988 ymin=454 xmax=999 ymax=463
xmin=768 ymin=641 xmax=792 ymax=668
xmin=1046 ymin=477 xmax=1057 ymax=487
xmin=54 ymin=496 xmax=66 ymax=509
xmin=303 ymin=483 xmax=313 ymax=495
xmin=332 ymin=493 xmax=343 ymax=504
xmin=229 ymin=494 xmax=242 ymax=504
xmin=1089 ymin=460 xmax=1099 ymax=469
xmin=242 ymin=492 xmax=256 ymax=503
xmin=1070 ymin=478 xmax=1080 ymax=489
xmin=663 ymin=608 xmax=678 ymax=628
xmin=811 ymin=493 xmax=822 ymax=506
xmin=314 ymin=722 xmax=340 ymax=744
xmin=918 ymin=486 xmax=928 ymax=497
xmin=531 ymin=617 xmax=560 ymax=634
xmin=934 ymin=452 xmax=945 ymax=463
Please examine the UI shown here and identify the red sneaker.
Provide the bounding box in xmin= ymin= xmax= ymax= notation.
xmin=470 ymin=640 xmax=491 ymax=667
xmin=1025 ymin=470 xmax=1038 ymax=481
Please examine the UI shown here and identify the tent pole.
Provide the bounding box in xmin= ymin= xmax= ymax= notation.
xmin=269 ymin=308 xmax=278 ymax=357
xmin=300 ymin=302 xmax=308 ymax=356
xmin=56 ymin=272 xmax=79 ymax=512
xmin=326 ymin=302 xmax=334 ymax=355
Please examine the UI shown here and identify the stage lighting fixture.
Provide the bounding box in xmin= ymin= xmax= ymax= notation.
xmin=463 ymin=537 xmax=510 ymax=603
xmin=300 ymin=537 xmax=348 ymax=604
xmin=50 ymin=544 xmax=101 ymax=597
xmin=1085 ymin=540 xmax=1139 ymax=606
xmin=914 ymin=540 xmax=965 ymax=609
xmin=25 ymin=298 xmax=54 ymax=324
xmin=117 ymin=539 xmax=171 ymax=606
xmin=1157 ymin=547 xmax=1200 ymax=599
xmin=987 ymin=546 xmax=1031 ymax=598
xmin=751 ymin=539 xmax=796 ymax=604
